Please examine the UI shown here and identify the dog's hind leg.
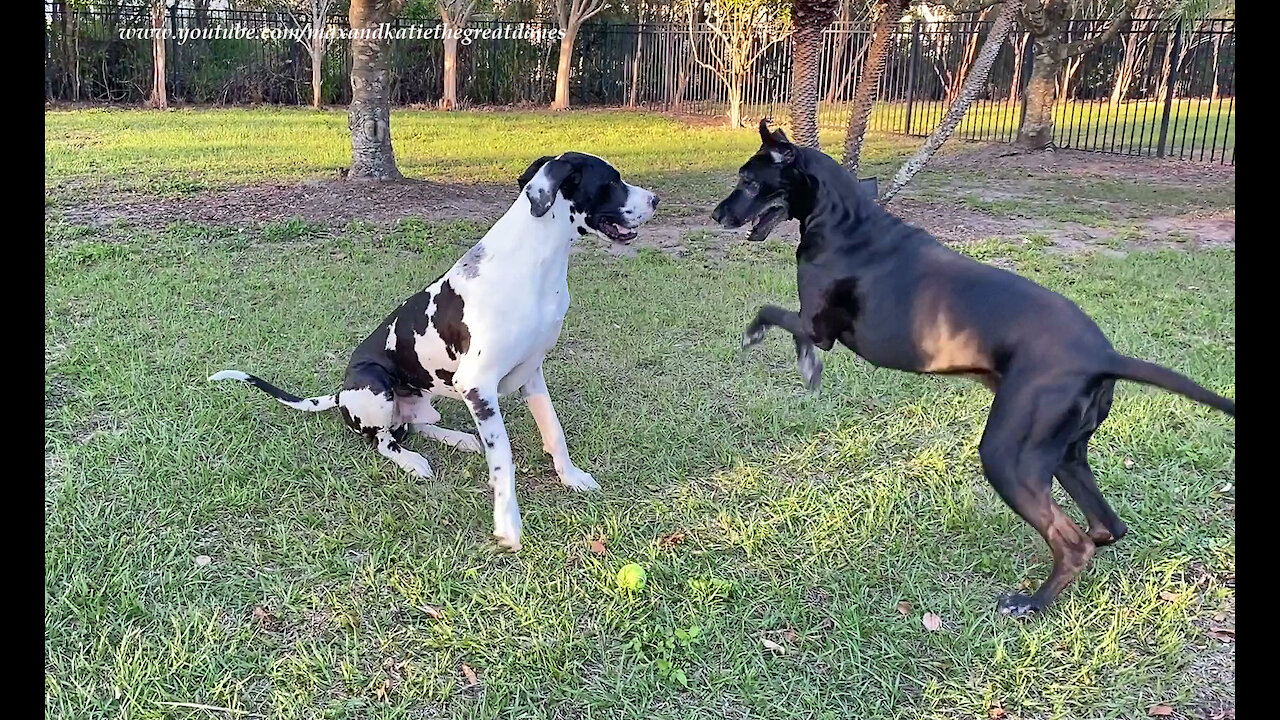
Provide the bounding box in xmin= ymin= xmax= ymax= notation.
xmin=341 ymin=368 xmax=434 ymax=479
xmin=1054 ymin=380 xmax=1127 ymax=546
xmin=979 ymin=375 xmax=1095 ymax=617
xmin=395 ymin=392 xmax=484 ymax=453
xmin=742 ymin=305 xmax=823 ymax=391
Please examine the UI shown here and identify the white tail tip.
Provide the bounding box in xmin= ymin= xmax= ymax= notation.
xmin=209 ymin=370 xmax=250 ymax=382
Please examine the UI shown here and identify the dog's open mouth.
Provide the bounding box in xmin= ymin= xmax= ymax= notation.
xmin=596 ymin=219 xmax=637 ymax=243
xmin=748 ymin=205 xmax=787 ymax=242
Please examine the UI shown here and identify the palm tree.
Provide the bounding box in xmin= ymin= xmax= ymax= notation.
xmin=841 ymin=0 xmax=910 ymax=174
xmin=881 ymin=0 xmax=1020 ymax=202
xmin=348 ymin=0 xmax=407 ymax=180
xmin=789 ymin=0 xmax=841 ymax=147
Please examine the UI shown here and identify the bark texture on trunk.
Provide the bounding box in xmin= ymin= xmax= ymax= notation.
xmin=311 ymin=44 xmax=324 ymax=107
xmin=348 ymin=0 xmax=405 ymax=181
xmin=149 ymin=0 xmax=167 ymax=109
xmin=841 ymin=1 xmax=908 ymax=174
xmin=789 ymin=0 xmax=839 ymax=148
xmin=882 ymin=0 xmax=1019 ymax=202
xmin=441 ymin=32 xmax=460 ymax=109
xmin=552 ymin=27 xmax=578 ymax=110
xmin=1016 ymin=40 xmax=1060 ymax=149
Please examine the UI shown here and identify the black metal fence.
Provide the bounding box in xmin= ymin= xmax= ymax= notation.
xmin=44 ymin=4 xmax=1235 ymax=163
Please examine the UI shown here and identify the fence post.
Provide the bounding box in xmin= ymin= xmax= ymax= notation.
xmin=904 ymin=19 xmax=921 ymax=135
xmin=1156 ymin=19 xmax=1183 ymax=158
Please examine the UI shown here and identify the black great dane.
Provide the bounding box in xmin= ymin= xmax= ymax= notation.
xmin=712 ymin=119 xmax=1235 ymax=617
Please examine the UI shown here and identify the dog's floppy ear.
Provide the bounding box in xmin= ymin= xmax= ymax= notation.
xmin=758 ymin=118 xmax=795 ymax=164
xmin=517 ymin=155 xmax=555 ymax=191
xmin=522 ymin=156 xmax=576 ymax=218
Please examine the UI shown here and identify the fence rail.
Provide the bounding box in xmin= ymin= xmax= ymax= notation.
xmin=44 ymin=4 xmax=1235 ymax=164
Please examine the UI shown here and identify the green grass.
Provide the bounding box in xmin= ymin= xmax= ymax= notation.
xmin=47 ymin=217 xmax=1234 ymax=719
xmin=43 ymin=108 xmax=918 ymax=208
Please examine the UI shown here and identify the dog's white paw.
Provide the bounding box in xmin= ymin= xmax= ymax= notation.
xmin=560 ymin=467 xmax=600 ymax=491
xmin=742 ymin=326 xmax=765 ymax=350
xmin=454 ymin=433 xmax=485 ymax=454
xmin=493 ymin=502 xmax=523 ymax=551
xmin=396 ymin=450 xmax=435 ymax=479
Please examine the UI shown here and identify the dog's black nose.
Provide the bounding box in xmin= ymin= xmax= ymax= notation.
xmin=650 ymin=195 xmax=659 ymax=210
xmin=711 ymin=204 xmax=724 ymax=223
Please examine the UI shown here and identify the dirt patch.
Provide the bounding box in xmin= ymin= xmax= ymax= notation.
xmin=928 ymin=144 xmax=1236 ymax=186
xmin=50 ymin=146 xmax=1234 ymax=255
xmin=56 ymin=178 xmax=513 ymax=228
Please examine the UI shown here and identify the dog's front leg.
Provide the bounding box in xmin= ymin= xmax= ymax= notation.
xmin=742 ymin=304 xmax=823 ymax=392
xmin=457 ymin=380 xmax=522 ymax=551
xmin=523 ymin=366 xmax=599 ymax=491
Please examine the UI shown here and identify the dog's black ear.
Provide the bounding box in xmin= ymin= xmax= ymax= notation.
xmin=857 ymin=177 xmax=879 ymax=200
xmin=518 ymin=155 xmax=556 ymax=191
xmin=758 ymin=118 xmax=795 ymax=163
xmin=523 ymin=157 xmax=576 ymax=218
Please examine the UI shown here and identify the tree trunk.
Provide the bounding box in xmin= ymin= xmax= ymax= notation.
xmin=441 ymin=31 xmax=460 ymax=109
xmin=629 ymin=21 xmax=645 ymax=107
xmin=149 ymin=1 xmax=167 ymax=109
xmin=728 ymin=74 xmax=743 ymax=127
xmin=311 ymin=43 xmax=324 ymax=107
xmin=1015 ymin=39 xmax=1061 ymax=150
xmin=1110 ymin=33 xmax=1138 ymax=103
xmin=882 ymin=0 xmax=1019 ymax=203
xmin=1060 ymin=55 xmax=1080 ymax=99
xmin=552 ymin=24 xmax=579 ymax=110
xmin=842 ymin=1 xmax=907 ymax=174
xmin=789 ymin=0 xmax=839 ymax=148
xmin=348 ymin=0 xmax=403 ymax=180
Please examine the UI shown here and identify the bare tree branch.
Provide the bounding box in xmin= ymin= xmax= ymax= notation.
xmin=1057 ymin=0 xmax=1138 ymax=58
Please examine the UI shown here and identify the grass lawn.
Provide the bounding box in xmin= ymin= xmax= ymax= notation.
xmin=45 ymin=109 xmax=1234 ymax=719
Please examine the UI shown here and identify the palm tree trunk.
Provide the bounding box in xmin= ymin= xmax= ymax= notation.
xmin=789 ymin=0 xmax=839 ymax=148
xmin=348 ymin=0 xmax=403 ymax=180
xmin=882 ymin=0 xmax=1019 ymax=203
xmin=842 ymin=1 xmax=907 ymax=174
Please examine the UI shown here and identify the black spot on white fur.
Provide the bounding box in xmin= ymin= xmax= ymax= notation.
xmin=432 ymin=282 xmax=470 ymax=361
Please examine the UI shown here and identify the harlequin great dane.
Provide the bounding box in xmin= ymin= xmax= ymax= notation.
xmin=211 ymin=152 xmax=658 ymax=551
xmin=713 ymin=120 xmax=1234 ymax=616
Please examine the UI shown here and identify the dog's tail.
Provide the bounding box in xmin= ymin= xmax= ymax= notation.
xmin=1102 ymin=354 xmax=1234 ymax=417
xmin=209 ymin=370 xmax=338 ymax=412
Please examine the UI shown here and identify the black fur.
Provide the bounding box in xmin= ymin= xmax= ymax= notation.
xmin=716 ymin=119 xmax=1236 ymax=617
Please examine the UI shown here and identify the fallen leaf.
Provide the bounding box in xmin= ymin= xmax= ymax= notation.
xmin=922 ymin=612 xmax=942 ymax=631
xmin=896 ymin=601 xmax=913 ymax=615
xmin=375 ymin=677 xmax=392 ymax=701
xmin=419 ymin=605 xmax=442 ymax=620
xmin=251 ymin=606 xmax=275 ymax=627
xmin=1148 ymin=704 xmax=1173 ymax=716
xmin=1159 ymin=591 xmax=1179 ymax=602
xmin=760 ymin=637 xmax=786 ymax=654
xmin=461 ymin=663 xmax=479 ymax=687
xmin=194 ymin=555 xmax=212 ymax=567
xmin=1123 ymin=457 xmax=1136 ymax=469
xmin=988 ymin=705 xmax=1006 ymax=719
xmin=588 ymin=537 xmax=606 ymax=555
xmin=783 ymin=627 xmax=799 ymax=643
xmin=658 ymin=531 xmax=686 ymax=549
xmin=1209 ymin=623 xmax=1235 ymax=642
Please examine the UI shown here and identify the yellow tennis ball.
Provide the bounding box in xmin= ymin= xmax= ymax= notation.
xmin=616 ymin=563 xmax=647 ymax=591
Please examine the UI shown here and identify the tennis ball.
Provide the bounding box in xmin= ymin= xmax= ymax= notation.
xmin=615 ymin=563 xmax=647 ymax=591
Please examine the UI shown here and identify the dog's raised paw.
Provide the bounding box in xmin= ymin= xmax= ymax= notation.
xmin=741 ymin=326 xmax=765 ymax=350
